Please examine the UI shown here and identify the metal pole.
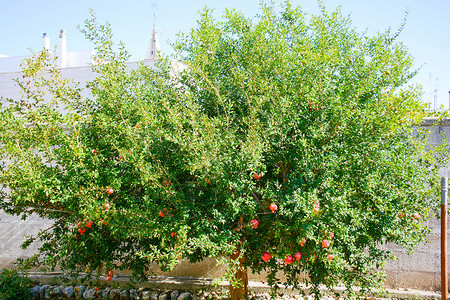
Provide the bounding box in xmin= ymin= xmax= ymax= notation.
xmin=442 ymin=177 xmax=448 ymax=300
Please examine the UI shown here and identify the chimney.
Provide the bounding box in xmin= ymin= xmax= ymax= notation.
xmin=58 ymin=29 xmax=67 ymax=68
xmin=42 ymin=33 xmax=50 ymax=51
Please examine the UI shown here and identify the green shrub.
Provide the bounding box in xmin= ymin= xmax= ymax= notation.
xmin=0 ymin=269 xmax=32 ymax=300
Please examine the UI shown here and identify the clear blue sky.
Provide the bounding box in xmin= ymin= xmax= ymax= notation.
xmin=1 ymin=0 xmax=449 ymax=109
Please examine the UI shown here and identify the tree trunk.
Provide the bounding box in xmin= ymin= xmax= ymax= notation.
xmin=230 ymin=246 xmax=248 ymax=300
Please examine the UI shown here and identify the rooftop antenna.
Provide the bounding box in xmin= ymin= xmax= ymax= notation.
xmin=146 ymin=2 xmax=161 ymax=59
xmin=152 ymin=2 xmax=157 ymax=27
xmin=429 ymin=73 xmax=432 ymax=111
xmin=433 ymin=77 xmax=438 ymax=111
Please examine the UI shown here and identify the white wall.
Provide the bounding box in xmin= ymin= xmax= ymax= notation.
xmin=0 ymin=59 xmax=157 ymax=102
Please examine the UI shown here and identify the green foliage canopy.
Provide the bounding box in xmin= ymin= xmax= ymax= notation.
xmin=0 ymin=2 xmax=447 ymax=297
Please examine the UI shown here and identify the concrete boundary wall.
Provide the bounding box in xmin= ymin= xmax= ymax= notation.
xmin=373 ymin=118 xmax=450 ymax=291
xmin=0 ymin=118 xmax=449 ymax=292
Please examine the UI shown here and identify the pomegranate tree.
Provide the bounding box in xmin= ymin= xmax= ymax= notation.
xmin=0 ymin=2 xmax=447 ymax=299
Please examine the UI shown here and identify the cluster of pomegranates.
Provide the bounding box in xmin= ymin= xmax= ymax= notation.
xmin=260 ymin=228 xmax=335 ymax=264
xmin=261 ymin=240 xmax=334 ymax=264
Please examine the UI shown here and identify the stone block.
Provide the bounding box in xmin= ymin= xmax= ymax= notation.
xmin=142 ymin=291 xmax=151 ymax=300
xmin=120 ymin=289 xmax=130 ymax=299
xmin=101 ymin=287 xmax=111 ymax=299
xmin=75 ymin=285 xmax=87 ymax=298
xmin=62 ymin=286 xmax=74 ymax=299
xmin=398 ymin=251 xmax=439 ymax=272
xmin=30 ymin=285 xmax=40 ymax=299
xmin=39 ymin=285 xmax=50 ymax=299
xmin=177 ymin=292 xmax=192 ymax=300
xmin=48 ymin=286 xmax=61 ymax=298
xmin=380 ymin=242 xmax=403 ymax=252
xmin=83 ymin=288 xmax=97 ymax=299
xmin=110 ymin=288 xmax=121 ymax=300
xmin=130 ymin=289 xmax=139 ymax=300
xmin=159 ymin=290 xmax=170 ymax=300
xmin=384 ymin=270 xmax=398 ymax=289
xmin=383 ymin=256 xmax=399 ymax=271
xmin=396 ymin=271 xmax=438 ymax=290
xmin=430 ymin=226 xmax=441 ymax=235
xmin=427 ymin=217 xmax=441 ymax=229
xmin=412 ymin=238 xmax=440 ymax=252
xmin=252 ymin=293 xmax=271 ymax=300
xmin=151 ymin=291 xmax=159 ymax=300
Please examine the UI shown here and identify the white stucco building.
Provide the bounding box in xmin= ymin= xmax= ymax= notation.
xmin=0 ymin=24 xmax=161 ymax=100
